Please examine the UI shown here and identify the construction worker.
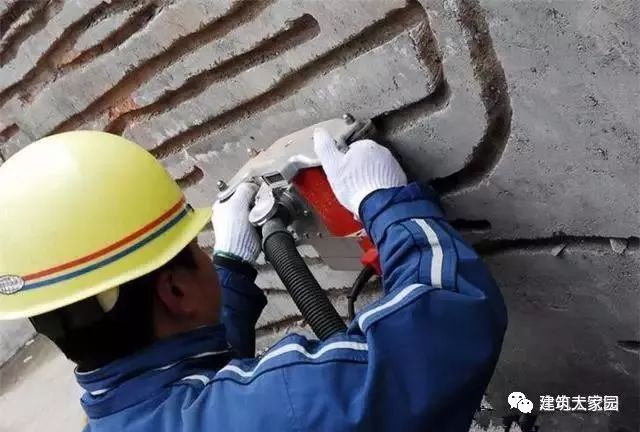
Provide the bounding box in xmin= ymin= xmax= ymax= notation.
xmin=0 ymin=128 xmax=507 ymax=431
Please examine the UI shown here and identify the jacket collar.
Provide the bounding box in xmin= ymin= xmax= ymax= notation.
xmin=76 ymin=324 xmax=232 ymax=418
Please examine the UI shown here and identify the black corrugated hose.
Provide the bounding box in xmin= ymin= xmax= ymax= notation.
xmin=262 ymin=218 xmax=346 ymax=340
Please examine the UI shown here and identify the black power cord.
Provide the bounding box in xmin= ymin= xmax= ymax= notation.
xmin=347 ymin=264 xmax=377 ymax=321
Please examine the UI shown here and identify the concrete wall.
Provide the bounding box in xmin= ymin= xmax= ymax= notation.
xmin=0 ymin=0 xmax=637 ymax=430
xmin=0 ymin=319 xmax=34 ymax=364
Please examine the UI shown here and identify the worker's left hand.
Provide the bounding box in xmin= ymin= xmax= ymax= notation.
xmin=212 ymin=182 xmax=261 ymax=265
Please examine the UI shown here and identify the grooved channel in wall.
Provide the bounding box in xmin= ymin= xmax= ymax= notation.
xmin=0 ymin=1 xmax=33 ymax=40
xmin=0 ymin=0 xmax=61 ymax=67
xmin=175 ymin=166 xmax=204 ymax=188
xmin=27 ymin=1 xmax=162 ymax=103
xmin=0 ymin=0 xmax=150 ymax=106
xmin=375 ymin=78 xmax=450 ymax=135
xmin=0 ymin=123 xmax=18 ymax=143
xmin=450 ymin=218 xmax=492 ymax=232
xmin=50 ymin=0 xmax=278 ymax=135
xmin=256 ymin=316 xmax=304 ymax=338
xmin=617 ymin=340 xmax=640 ymax=355
xmin=104 ymin=13 xmax=321 ymax=135
xmin=58 ymin=2 xmax=160 ymax=71
xmin=475 ymin=236 xmax=639 ymax=256
xmin=367 ymin=0 xmax=511 ymax=196
xmin=150 ymin=0 xmax=428 ymax=158
xmin=430 ymin=0 xmax=512 ymax=195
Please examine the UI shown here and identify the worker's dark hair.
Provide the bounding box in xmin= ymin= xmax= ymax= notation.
xmin=31 ymin=245 xmax=198 ymax=372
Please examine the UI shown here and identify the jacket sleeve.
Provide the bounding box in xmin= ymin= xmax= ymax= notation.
xmin=198 ymin=183 xmax=507 ymax=431
xmin=292 ymin=183 xmax=507 ymax=430
xmin=215 ymin=256 xmax=267 ymax=358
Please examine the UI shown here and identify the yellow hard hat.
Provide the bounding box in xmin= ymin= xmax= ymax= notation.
xmin=0 ymin=131 xmax=211 ymax=320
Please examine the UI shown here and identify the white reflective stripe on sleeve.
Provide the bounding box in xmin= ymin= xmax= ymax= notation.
xmin=357 ymin=283 xmax=424 ymax=330
xmin=219 ymin=341 xmax=368 ymax=379
xmin=76 ymin=365 xmax=102 ymax=376
xmin=181 ymin=374 xmax=211 ymax=385
xmin=154 ymin=349 xmax=231 ymax=371
xmin=412 ymin=219 xmax=443 ymax=289
xmin=90 ymin=388 xmax=110 ymax=396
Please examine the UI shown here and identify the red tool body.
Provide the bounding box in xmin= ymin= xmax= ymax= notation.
xmin=292 ymin=167 xmax=381 ymax=275
xmin=217 ymin=116 xmax=382 ymax=325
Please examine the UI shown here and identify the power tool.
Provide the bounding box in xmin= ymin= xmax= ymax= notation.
xmin=217 ymin=115 xmax=380 ymax=340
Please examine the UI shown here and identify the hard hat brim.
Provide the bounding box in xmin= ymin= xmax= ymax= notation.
xmin=0 ymin=207 xmax=212 ymax=320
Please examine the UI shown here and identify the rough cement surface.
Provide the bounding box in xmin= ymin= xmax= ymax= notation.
xmin=446 ymin=0 xmax=640 ymax=240
xmin=0 ymin=335 xmax=84 ymax=432
xmin=484 ymin=247 xmax=640 ymax=432
xmin=0 ymin=319 xmax=34 ymax=365
xmin=0 ymin=0 xmax=638 ymax=430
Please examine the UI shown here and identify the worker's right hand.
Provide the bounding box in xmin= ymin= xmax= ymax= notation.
xmin=212 ymin=182 xmax=261 ymax=265
xmin=313 ymin=128 xmax=407 ymax=215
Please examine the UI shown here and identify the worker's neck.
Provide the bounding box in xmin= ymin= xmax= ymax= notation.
xmin=153 ymin=308 xmax=219 ymax=341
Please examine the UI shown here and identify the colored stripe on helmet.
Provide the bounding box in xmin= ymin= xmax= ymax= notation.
xmin=23 ymin=197 xmax=186 ymax=282
xmin=23 ymin=197 xmax=186 ymax=289
xmin=22 ymin=205 xmax=190 ymax=291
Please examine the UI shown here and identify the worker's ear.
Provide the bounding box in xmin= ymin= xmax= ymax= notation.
xmin=155 ymin=270 xmax=195 ymax=317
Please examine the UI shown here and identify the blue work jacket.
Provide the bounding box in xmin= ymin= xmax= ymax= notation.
xmin=79 ymin=183 xmax=507 ymax=431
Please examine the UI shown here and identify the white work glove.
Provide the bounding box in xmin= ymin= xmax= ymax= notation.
xmin=212 ymin=182 xmax=260 ymax=264
xmin=313 ymin=128 xmax=408 ymax=215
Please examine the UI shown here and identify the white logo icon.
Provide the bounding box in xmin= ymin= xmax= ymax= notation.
xmin=518 ymin=398 xmax=533 ymax=413
xmin=508 ymin=392 xmax=526 ymax=409
xmin=508 ymin=391 xmax=533 ymax=413
xmin=0 ymin=275 xmax=25 ymax=295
